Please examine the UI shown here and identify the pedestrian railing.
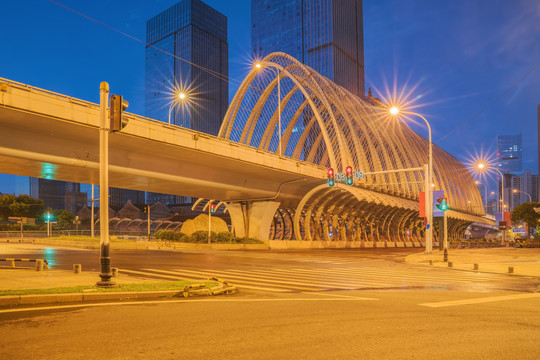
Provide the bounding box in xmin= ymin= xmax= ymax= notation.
xmin=0 ymin=258 xmax=49 ymax=270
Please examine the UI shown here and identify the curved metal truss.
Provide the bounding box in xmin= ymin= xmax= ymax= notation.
xmin=219 ymin=52 xmax=490 ymax=241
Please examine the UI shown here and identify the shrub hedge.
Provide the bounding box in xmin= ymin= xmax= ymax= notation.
xmin=154 ymin=229 xmax=263 ymax=244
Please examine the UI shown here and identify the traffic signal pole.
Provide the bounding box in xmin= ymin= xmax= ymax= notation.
xmin=443 ymin=211 xmax=448 ymax=261
xmin=208 ymin=202 xmax=212 ymax=244
xmin=97 ymin=82 xmax=115 ymax=288
xmin=147 ymin=205 xmax=151 ymax=241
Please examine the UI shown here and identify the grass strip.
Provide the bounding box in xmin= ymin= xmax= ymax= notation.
xmin=0 ymin=280 xmax=219 ymax=296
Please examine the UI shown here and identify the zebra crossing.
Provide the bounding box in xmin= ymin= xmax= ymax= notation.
xmin=121 ymin=263 xmax=502 ymax=293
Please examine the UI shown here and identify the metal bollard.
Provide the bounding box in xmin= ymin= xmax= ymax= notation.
xmin=473 ymin=263 xmax=479 ymax=270
xmin=112 ymin=267 xmax=118 ymax=277
xmin=73 ymin=264 xmax=81 ymax=274
xmin=448 ymin=262 xmax=453 ymax=268
xmin=35 ymin=259 xmax=44 ymax=271
xmin=508 ymin=266 xmax=514 ymax=274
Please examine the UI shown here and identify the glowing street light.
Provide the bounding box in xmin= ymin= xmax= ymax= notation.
xmin=168 ymin=91 xmax=188 ymax=124
xmin=389 ymin=106 xmax=433 ymax=254
xmin=476 ymin=162 xmax=505 ymax=212
xmin=513 ymin=189 xmax=532 ymax=203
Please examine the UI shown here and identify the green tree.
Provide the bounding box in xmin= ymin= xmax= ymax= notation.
xmin=0 ymin=194 xmax=44 ymax=219
xmin=511 ymin=202 xmax=540 ymax=233
xmin=55 ymin=209 xmax=75 ymax=227
xmin=0 ymin=194 xmax=16 ymax=219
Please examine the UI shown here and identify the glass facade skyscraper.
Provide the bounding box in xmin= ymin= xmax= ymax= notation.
xmin=251 ymin=0 xmax=365 ymax=97
xmin=145 ymin=0 xmax=228 ymax=205
xmin=145 ymin=0 xmax=228 ymax=135
xmin=497 ymin=133 xmax=522 ymax=174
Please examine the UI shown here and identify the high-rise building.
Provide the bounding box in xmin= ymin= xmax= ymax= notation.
xmin=29 ymin=178 xmax=86 ymax=213
xmin=537 ymin=105 xmax=540 ymax=201
xmin=145 ymin=0 xmax=228 ymax=205
xmin=476 ymin=182 xmax=487 ymax=213
xmin=251 ymin=0 xmax=365 ymax=97
xmin=508 ymin=170 xmax=538 ymax=210
xmin=497 ymin=133 xmax=522 ymax=174
xmin=145 ymin=0 xmax=228 ymax=134
xmin=486 ymin=198 xmax=498 ymax=216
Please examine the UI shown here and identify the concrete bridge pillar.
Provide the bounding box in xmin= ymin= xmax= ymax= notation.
xmin=226 ymin=201 xmax=280 ymax=240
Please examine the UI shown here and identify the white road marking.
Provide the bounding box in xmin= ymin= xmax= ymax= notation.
xmin=419 ymin=293 xmax=540 ymax=307
xmin=147 ymin=268 xmax=320 ymax=291
xmin=120 ymin=268 xmax=200 ymax=281
xmin=303 ymin=292 xmax=378 ymax=300
xmin=133 ymin=268 xmax=292 ymax=292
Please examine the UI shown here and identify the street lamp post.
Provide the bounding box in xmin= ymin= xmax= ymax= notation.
xmin=389 ymin=107 xmax=433 ymax=254
xmin=168 ymin=92 xmax=187 ymax=125
xmin=477 ymin=163 xmax=505 ymax=212
xmin=513 ymin=189 xmax=532 ymax=203
xmin=97 ymin=82 xmax=115 ymax=288
xmin=91 ymin=184 xmax=96 ymax=237
xmin=478 ymin=163 xmax=506 ymax=245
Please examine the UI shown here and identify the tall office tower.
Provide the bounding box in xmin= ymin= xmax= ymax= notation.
xmin=29 ymin=178 xmax=67 ymax=211
xmin=508 ymin=170 xmax=538 ymax=210
xmin=145 ymin=0 xmax=228 ymax=133
xmin=251 ymin=0 xmax=365 ymax=97
xmin=486 ymin=198 xmax=498 ymax=216
xmin=30 ymin=178 xmax=87 ymax=213
xmin=145 ymin=0 xmax=228 ymax=205
xmin=64 ymin=182 xmax=87 ymax=215
xmin=497 ymin=134 xmax=522 ymax=174
xmin=537 ymin=105 xmax=540 ymax=201
xmin=476 ymin=182 xmax=487 ymax=213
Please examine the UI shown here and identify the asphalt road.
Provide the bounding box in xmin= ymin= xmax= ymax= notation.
xmin=3 ymin=245 xmax=540 ymax=293
xmin=2 ymin=245 xmax=540 ymax=358
xmin=1 ymin=289 xmax=540 ymax=359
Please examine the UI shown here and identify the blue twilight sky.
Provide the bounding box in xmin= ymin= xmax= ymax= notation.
xmin=1 ymin=0 xmax=539 ymax=197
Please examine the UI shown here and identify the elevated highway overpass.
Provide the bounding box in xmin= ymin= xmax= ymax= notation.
xmin=0 ymin=78 xmax=321 ymax=206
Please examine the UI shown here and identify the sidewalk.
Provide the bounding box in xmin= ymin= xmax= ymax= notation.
xmin=406 ymin=248 xmax=540 ymax=277
xmin=0 ymin=268 xmax=188 ymax=307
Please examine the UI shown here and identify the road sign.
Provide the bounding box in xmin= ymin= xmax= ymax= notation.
xmin=22 ymin=218 xmax=36 ymax=226
xmin=498 ymin=221 xmax=507 ymax=230
xmin=7 ymin=217 xmax=35 ymax=225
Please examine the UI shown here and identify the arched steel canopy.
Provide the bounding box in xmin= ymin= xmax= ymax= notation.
xmin=219 ymin=52 xmax=490 ymax=241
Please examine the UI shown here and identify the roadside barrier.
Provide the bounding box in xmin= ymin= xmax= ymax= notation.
xmin=182 ymin=276 xmax=236 ymax=297
xmin=0 ymin=258 xmax=49 ymax=270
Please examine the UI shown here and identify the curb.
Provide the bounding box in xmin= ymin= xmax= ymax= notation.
xmin=0 ymin=290 xmax=183 ymax=307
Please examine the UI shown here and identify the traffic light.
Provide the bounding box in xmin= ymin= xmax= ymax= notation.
xmin=110 ymin=94 xmax=129 ymax=132
xmin=210 ymin=203 xmax=216 ymax=213
xmin=345 ymin=166 xmax=353 ymax=185
xmin=435 ymin=197 xmax=448 ymax=211
xmin=45 ymin=212 xmax=53 ymax=221
xmin=327 ymin=168 xmax=335 ymax=187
